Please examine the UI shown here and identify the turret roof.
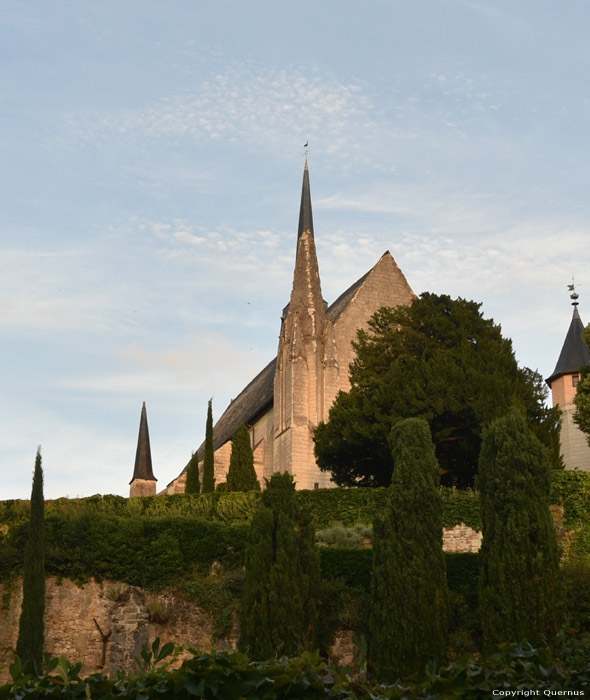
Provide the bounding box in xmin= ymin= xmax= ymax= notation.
xmin=546 ymin=306 xmax=590 ymax=386
xmin=130 ymin=401 xmax=156 ymax=483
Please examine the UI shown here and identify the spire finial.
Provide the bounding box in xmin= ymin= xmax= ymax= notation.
xmin=568 ymin=276 xmax=580 ymax=307
xmin=303 ymin=140 xmax=309 ymax=161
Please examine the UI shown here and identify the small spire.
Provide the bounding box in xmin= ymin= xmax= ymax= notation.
xmin=130 ymin=401 xmax=156 ymax=484
xmin=297 ymin=161 xmax=314 ymax=242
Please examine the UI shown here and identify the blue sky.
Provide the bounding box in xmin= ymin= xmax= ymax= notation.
xmin=2 ymin=1 xmax=589 ymax=499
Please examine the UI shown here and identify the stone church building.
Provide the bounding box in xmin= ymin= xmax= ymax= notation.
xmin=148 ymin=163 xmax=415 ymax=494
xmin=129 ymin=164 xmax=590 ymax=497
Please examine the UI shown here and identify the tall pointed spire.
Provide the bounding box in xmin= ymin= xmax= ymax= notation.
xmin=129 ymin=402 xmax=156 ymax=495
xmin=297 ymin=160 xmax=314 ymax=242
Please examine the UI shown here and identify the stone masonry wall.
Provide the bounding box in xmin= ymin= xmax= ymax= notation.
xmin=0 ymin=578 xmax=231 ymax=681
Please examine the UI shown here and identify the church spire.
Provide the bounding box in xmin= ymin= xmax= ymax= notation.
xmin=297 ymin=160 xmax=314 ymax=242
xmin=129 ymin=401 xmax=157 ymax=496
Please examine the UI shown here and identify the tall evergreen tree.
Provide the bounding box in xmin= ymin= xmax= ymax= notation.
xmin=369 ymin=418 xmax=449 ymax=681
xmin=314 ymin=293 xmax=561 ymax=488
xmin=478 ymin=409 xmax=560 ymax=655
xmin=184 ymin=451 xmax=200 ymax=494
xmin=227 ymin=424 xmax=260 ymax=492
xmin=201 ymin=399 xmax=215 ymax=494
xmin=239 ymin=472 xmax=320 ymax=659
xmin=16 ymin=448 xmax=45 ymax=674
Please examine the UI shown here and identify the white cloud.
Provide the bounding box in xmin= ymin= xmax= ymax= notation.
xmin=65 ymin=63 xmax=377 ymax=162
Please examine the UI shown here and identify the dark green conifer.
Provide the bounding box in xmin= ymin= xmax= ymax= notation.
xmin=239 ymin=472 xmax=320 ymax=659
xmin=185 ymin=452 xmax=200 ymax=494
xmin=478 ymin=409 xmax=560 ymax=655
xmin=227 ymin=424 xmax=260 ymax=492
xmin=369 ymin=418 xmax=448 ymax=682
xmin=16 ymin=448 xmax=45 ymax=674
xmin=201 ymin=399 xmax=215 ymax=494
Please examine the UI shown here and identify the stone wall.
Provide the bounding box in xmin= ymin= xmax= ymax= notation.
xmin=0 ymin=578 xmax=233 ymax=681
xmin=443 ymin=524 xmax=482 ymax=553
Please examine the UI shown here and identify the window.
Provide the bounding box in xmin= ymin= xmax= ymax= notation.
xmin=573 ymin=374 xmax=580 ymax=387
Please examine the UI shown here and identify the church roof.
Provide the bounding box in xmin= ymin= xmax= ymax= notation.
xmin=546 ymin=306 xmax=590 ymax=386
xmin=130 ymin=402 xmax=156 ymax=483
xmin=195 ymin=358 xmax=276 ymax=459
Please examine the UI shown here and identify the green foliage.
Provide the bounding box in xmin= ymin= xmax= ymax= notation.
xmin=574 ymin=363 xmax=590 ymax=446
xmin=16 ymin=448 xmax=45 ymax=674
xmin=320 ymin=547 xmax=373 ymax=591
xmin=239 ymin=473 xmax=321 ymax=659
xmin=314 ymin=293 xmax=562 ymax=488
xmin=369 ymin=418 xmax=449 ymax=682
xmin=478 ymin=409 xmax=561 ymax=655
xmin=227 ymin=424 xmax=260 ymax=492
xmin=561 ymin=559 xmax=590 ymax=668
xmin=185 ymin=452 xmax=200 ymax=495
xmin=3 ymin=643 xmax=590 ymax=698
xmin=316 ymin=523 xmax=371 ymax=547
xmin=202 ymin=399 xmax=215 ymax=494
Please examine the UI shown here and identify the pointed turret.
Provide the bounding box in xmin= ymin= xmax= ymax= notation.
xmin=546 ymin=306 xmax=590 ymax=387
xmin=129 ymin=401 xmax=157 ymax=496
xmin=546 ymin=293 xmax=590 ymax=471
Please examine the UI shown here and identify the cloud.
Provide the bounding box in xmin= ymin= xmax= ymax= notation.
xmin=65 ymin=63 xmax=377 ymax=162
xmin=61 ymin=332 xmax=269 ymax=398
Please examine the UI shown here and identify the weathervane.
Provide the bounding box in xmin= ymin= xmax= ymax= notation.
xmin=303 ymin=140 xmax=309 ymax=159
xmin=567 ymin=275 xmax=580 ymax=306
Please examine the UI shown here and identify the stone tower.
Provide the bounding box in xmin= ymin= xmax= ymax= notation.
xmin=273 ymin=161 xmax=333 ymax=488
xmin=129 ymin=401 xmax=157 ymax=496
xmin=546 ymin=295 xmax=590 ymax=471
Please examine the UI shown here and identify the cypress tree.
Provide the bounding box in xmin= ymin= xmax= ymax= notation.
xmin=227 ymin=424 xmax=260 ymax=492
xmin=16 ymin=448 xmax=45 ymax=674
xmin=478 ymin=408 xmax=560 ymax=654
xmin=185 ymin=452 xmax=200 ymax=494
xmin=239 ymin=472 xmax=320 ymax=659
xmin=369 ymin=418 xmax=448 ymax=682
xmin=201 ymin=399 xmax=215 ymax=494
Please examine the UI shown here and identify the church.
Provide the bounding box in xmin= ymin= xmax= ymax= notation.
xmin=131 ymin=163 xmax=415 ymax=495
xmin=129 ymin=164 xmax=590 ymax=497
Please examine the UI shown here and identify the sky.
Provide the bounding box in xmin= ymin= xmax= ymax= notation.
xmin=2 ymin=0 xmax=590 ymax=499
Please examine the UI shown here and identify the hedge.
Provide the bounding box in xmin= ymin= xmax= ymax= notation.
xmin=2 ymin=642 xmax=589 ymax=698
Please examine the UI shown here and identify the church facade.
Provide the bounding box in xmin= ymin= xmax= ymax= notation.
xmin=162 ymin=163 xmax=415 ymax=493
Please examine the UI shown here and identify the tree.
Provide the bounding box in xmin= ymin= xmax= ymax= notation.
xmin=369 ymin=419 xmax=448 ymax=681
xmin=185 ymin=452 xmax=200 ymax=495
xmin=478 ymin=409 xmax=560 ymax=655
xmin=314 ymin=293 xmax=561 ymax=488
xmin=573 ymin=321 xmax=590 ymax=443
xmin=16 ymin=448 xmax=45 ymax=674
xmin=201 ymin=399 xmax=215 ymax=494
xmin=239 ymin=472 xmax=320 ymax=659
xmin=227 ymin=424 xmax=260 ymax=492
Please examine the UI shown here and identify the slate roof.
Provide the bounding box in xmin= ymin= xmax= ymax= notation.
xmin=546 ymin=306 xmax=590 ymax=386
xmin=130 ymin=402 xmax=156 ymax=483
